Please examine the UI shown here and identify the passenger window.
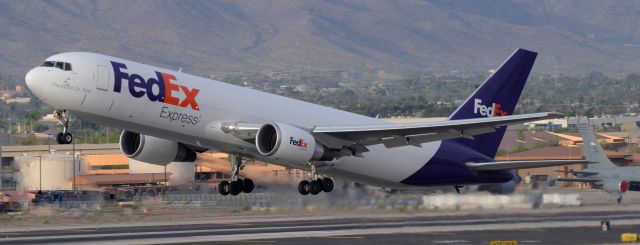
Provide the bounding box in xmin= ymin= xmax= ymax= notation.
xmin=41 ymin=61 xmax=55 ymax=67
xmin=54 ymin=62 xmax=64 ymax=70
xmin=64 ymin=63 xmax=72 ymax=71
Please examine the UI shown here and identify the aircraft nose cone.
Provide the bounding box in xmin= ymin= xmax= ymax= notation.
xmin=25 ymin=69 xmax=34 ymax=87
xmin=25 ymin=68 xmax=45 ymax=99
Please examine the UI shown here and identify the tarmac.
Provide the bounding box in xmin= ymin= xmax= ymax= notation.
xmin=2 ymin=206 xmax=640 ymax=244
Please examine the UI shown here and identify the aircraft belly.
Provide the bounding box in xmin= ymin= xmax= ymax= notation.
xmin=329 ymin=141 xmax=442 ymax=183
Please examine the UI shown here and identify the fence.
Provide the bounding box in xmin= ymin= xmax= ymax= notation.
xmin=164 ymin=192 xmax=275 ymax=203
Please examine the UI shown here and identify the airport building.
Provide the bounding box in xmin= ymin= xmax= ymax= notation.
xmin=0 ymin=144 xmax=197 ymax=193
xmin=0 ymin=117 xmax=638 ymax=195
xmin=0 ymin=144 xmax=290 ymax=196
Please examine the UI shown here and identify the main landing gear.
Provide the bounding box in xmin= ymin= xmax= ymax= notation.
xmin=54 ymin=109 xmax=73 ymax=144
xmin=298 ymin=161 xmax=334 ymax=195
xmin=218 ymin=154 xmax=255 ymax=196
xmin=617 ymin=194 xmax=623 ymax=204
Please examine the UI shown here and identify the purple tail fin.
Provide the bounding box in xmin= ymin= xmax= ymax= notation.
xmin=448 ymin=48 xmax=537 ymax=158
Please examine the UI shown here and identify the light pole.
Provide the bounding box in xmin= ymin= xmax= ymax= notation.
xmin=39 ymin=155 xmax=42 ymax=191
xmin=72 ymin=136 xmax=76 ymax=191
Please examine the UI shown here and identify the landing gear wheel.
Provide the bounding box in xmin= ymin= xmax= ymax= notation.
xmin=229 ymin=180 xmax=241 ymax=196
xmin=242 ymin=179 xmax=254 ymax=193
xmin=222 ymin=154 xmax=252 ymax=195
xmin=298 ymin=180 xmax=310 ymax=195
xmin=56 ymin=132 xmax=64 ymax=144
xmin=321 ymin=177 xmax=334 ymax=192
xmin=56 ymin=132 xmax=73 ymax=144
xmin=309 ymin=180 xmax=322 ymax=195
xmin=218 ymin=181 xmax=230 ymax=196
xmin=601 ymin=220 xmax=611 ymax=232
xmin=63 ymin=132 xmax=73 ymax=144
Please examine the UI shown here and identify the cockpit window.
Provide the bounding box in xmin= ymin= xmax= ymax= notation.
xmin=41 ymin=61 xmax=55 ymax=67
xmin=41 ymin=61 xmax=72 ymax=71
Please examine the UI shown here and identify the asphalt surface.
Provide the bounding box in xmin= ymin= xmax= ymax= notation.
xmin=2 ymin=209 xmax=640 ymax=244
xmin=192 ymin=226 xmax=640 ymax=245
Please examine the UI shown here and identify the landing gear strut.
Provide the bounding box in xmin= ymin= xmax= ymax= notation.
xmin=617 ymin=194 xmax=623 ymax=204
xmin=218 ymin=154 xmax=254 ymax=196
xmin=298 ymin=161 xmax=334 ymax=195
xmin=54 ymin=109 xmax=73 ymax=144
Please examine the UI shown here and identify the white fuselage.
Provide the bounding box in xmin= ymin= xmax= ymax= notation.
xmin=26 ymin=52 xmax=446 ymax=188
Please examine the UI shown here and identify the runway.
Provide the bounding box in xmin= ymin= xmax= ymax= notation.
xmin=2 ymin=208 xmax=640 ymax=244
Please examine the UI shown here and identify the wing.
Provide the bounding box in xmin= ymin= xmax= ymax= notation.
xmin=313 ymin=112 xmax=561 ymax=150
xmin=222 ymin=112 xmax=562 ymax=156
xmin=465 ymin=160 xmax=591 ymax=171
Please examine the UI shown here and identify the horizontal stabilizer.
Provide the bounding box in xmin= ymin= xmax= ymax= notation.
xmin=551 ymin=177 xmax=600 ymax=183
xmin=466 ymin=160 xmax=591 ymax=171
xmin=555 ymin=170 xmax=599 ymax=176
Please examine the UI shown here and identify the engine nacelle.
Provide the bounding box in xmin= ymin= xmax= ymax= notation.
xmin=628 ymin=181 xmax=640 ymax=192
xmin=119 ymin=130 xmax=197 ymax=165
xmin=601 ymin=179 xmax=629 ymax=194
xmin=256 ymin=123 xmax=334 ymax=162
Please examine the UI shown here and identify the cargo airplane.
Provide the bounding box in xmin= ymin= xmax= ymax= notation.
xmin=25 ymin=48 xmax=585 ymax=196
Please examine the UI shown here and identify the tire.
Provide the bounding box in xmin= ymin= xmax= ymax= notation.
xmin=309 ymin=180 xmax=322 ymax=195
xmin=298 ymin=180 xmax=310 ymax=195
xmin=601 ymin=220 xmax=610 ymax=232
xmin=56 ymin=132 xmax=64 ymax=144
xmin=242 ymin=179 xmax=255 ymax=193
xmin=218 ymin=181 xmax=230 ymax=196
xmin=321 ymin=177 xmax=334 ymax=192
xmin=62 ymin=133 xmax=73 ymax=144
xmin=229 ymin=180 xmax=241 ymax=196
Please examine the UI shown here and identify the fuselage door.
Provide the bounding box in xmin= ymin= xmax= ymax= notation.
xmin=96 ymin=65 xmax=110 ymax=91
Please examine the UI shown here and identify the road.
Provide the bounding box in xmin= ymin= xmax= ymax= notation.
xmin=2 ymin=208 xmax=639 ymax=244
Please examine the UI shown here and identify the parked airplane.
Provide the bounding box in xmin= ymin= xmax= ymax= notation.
xmin=25 ymin=48 xmax=584 ymax=196
xmin=550 ymin=123 xmax=640 ymax=203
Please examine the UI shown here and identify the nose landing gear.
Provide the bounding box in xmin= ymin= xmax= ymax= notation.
xmin=54 ymin=109 xmax=73 ymax=144
xmin=298 ymin=161 xmax=334 ymax=195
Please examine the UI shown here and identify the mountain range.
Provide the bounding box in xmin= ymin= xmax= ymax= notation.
xmin=1 ymin=0 xmax=640 ymax=81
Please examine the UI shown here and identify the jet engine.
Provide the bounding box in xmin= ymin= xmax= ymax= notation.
xmin=255 ymin=123 xmax=334 ymax=162
xmin=119 ymin=130 xmax=197 ymax=165
xmin=601 ymin=179 xmax=629 ymax=194
xmin=628 ymin=181 xmax=640 ymax=192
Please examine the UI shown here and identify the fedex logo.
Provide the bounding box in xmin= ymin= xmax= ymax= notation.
xmin=111 ymin=61 xmax=200 ymax=111
xmin=289 ymin=137 xmax=308 ymax=150
xmin=473 ymin=98 xmax=507 ymax=117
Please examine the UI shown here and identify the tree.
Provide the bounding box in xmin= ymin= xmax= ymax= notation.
xmin=20 ymin=135 xmax=40 ymax=145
